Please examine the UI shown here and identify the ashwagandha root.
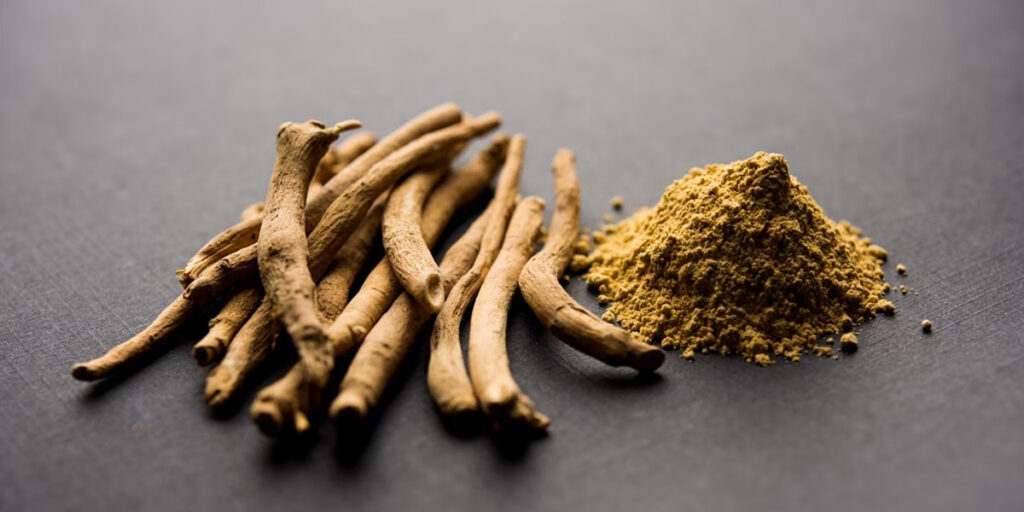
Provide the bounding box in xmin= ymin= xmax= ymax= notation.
xmin=315 ymin=194 xmax=389 ymax=323
xmin=330 ymin=212 xmax=489 ymax=425
xmin=249 ymin=192 xmax=392 ymax=434
xmin=381 ymin=163 xmax=452 ymax=313
xmin=428 ymin=134 xmax=525 ymax=421
xmin=468 ymin=197 xmax=549 ymax=430
xmin=519 ymin=150 xmax=665 ymax=372
xmin=181 ymin=113 xmax=500 ymax=319
xmin=327 ymin=134 xmax=509 ymax=354
xmin=191 ymin=286 xmax=262 ymax=366
xmin=177 ymin=104 xmax=459 ymax=288
xmin=251 ymin=141 xmax=505 ymax=434
xmin=257 ymin=119 xmax=360 ymax=394
xmin=204 ymin=195 xmax=389 ymax=408
xmin=258 ymin=114 xmax=501 ymax=422
xmin=71 ymin=294 xmax=194 ymax=380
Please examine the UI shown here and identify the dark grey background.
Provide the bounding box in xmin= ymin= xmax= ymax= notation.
xmin=2 ymin=1 xmax=1022 ymax=511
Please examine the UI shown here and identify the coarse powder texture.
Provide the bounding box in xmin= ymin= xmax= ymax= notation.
xmin=580 ymin=152 xmax=893 ymax=365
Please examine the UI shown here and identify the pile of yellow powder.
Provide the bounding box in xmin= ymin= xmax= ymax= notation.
xmin=578 ymin=152 xmax=893 ymax=365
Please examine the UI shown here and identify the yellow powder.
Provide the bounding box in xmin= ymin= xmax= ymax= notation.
xmin=581 ymin=152 xmax=892 ymax=365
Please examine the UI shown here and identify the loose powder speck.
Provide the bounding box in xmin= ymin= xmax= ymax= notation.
xmin=580 ymin=152 xmax=892 ymax=365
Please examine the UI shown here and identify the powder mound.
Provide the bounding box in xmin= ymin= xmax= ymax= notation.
xmin=582 ymin=152 xmax=892 ymax=364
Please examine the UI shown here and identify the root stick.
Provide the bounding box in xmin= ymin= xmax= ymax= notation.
xmin=519 ymin=150 xmax=665 ymax=372
xmin=381 ymin=163 xmax=452 ymax=312
xmin=469 ymin=197 xmax=549 ymax=430
xmin=191 ymin=286 xmax=262 ymax=366
xmin=427 ymin=134 xmax=525 ymax=420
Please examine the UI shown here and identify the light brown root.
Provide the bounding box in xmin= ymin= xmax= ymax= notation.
xmin=71 ymin=293 xmax=197 ymax=381
xmin=257 ymin=120 xmax=359 ymax=395
xmin=178 ymin=216 xmax=263 ymax=288
xmin=313 ymin=131 xmax=377 ymax=185
xmin=249 ymin=193 xmax=388 ymax=436
xmin=327 ymin=134 xmax=509 ymax=355
xmin=469 ymin=197 xmax=549 ymax=430
xmin=428 ymin=134 xmax=525 ymax=419
xmin=178 ymin=104 xmax=459 ymax=288
xmin=255 ymin=114 xmax=499 ymax=427
xmin=204 ymin=298 xmax=276 ymax=408
xmin=191 ymin=286 xmax=262 ymax=366
xmin=207 ymin=193 xmax=390 ymax=411
xmin=381 ymin=163 xmax=451 ymax=313
xmin=330 ymin=213 xmax=488 ymax=425
xmin=519 ymin=149 xmax=665 ymax=372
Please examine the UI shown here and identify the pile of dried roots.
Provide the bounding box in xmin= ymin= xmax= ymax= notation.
xmin=70 ymin=103 xmax=664 ymax=441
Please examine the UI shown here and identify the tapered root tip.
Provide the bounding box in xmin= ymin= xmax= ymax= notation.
xmin=423 ymin=272 xmax=445 ymax=313
xmin=70 ymin=363 xmax=100 ymax=381
xmin=251 ymin=401 xmax=285 ymax=437
xmin=191 ymin=345 xmax=218 ymax=367
xmin=329 ymin=392 xmax=369 ymax=426
xmin=632 ymin=346 xmax=666 ymax=372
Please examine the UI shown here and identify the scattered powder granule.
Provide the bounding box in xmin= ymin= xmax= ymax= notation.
xmin=611 ymin=195 xmax=625 ymax=210
xmin=921 ymin=319 xmax=933 ymax=333
xmin=602 ymin=213 xmax=615 ymax=223
xmin=899 ymin=284 xmax=908 ymax=294
xmin=840 ymin=333 xmax=859 ymax=353
xmin=580 ymin=152 xmax=892 ymax=365
xmin=897 ymin=263 xmax=907 ymax=276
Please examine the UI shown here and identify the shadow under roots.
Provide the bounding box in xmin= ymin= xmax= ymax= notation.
xmin=332 ymin=331 xmax=434 ymax=467
xmin=490 ymin=423 xmax=548 ymax=462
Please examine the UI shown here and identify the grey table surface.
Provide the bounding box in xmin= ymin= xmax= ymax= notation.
xmin=2 ymin=1 xmax=1023 ymax=511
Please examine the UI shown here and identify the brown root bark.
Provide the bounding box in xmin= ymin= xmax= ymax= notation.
xmin=330 ymin=213 xmax=488 ymax=425
xmin=381 ymin=163 xmax=452 ymax=313
xmin=327 ymin=134 xmax=508 ymax=355
xmin=427 ymin=134 xmax=525 ymax=420
xmin=518 ymin=149 xmax=665 ymax=372
xmin=70 ymin=293 xmax=196 ymax=381
xmin=249 ymin=193 xmax=390 ymax=435
xmin=191 ymin=286 xmax=262 ymax=366
xmin=257 ymin=120 xmax=359 ymax=398
xmin=469 ymin=197 xmax=549 ymax=430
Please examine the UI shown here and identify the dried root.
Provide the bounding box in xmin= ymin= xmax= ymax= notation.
xmin=177 ymin=104 xmax=459 ymax=288
xmin=70 ymin=294 xmax=195 ymax=380
xmin=257 ymin=119 xmax=360 ymax=395
xmin=381 ymin=164 xmax=452 ymax=312
xmin=327 ymin=134 xmax=508 ymax=354
xmin=191 ymin=286 xmax=262 ymax=366
xmin=182 ymin=113 xmax=500 ymax=318
xmin=427 ymin=134 xmax=525 ymax=420
xmin=331 ymin=213 xmax=489 ymax=425
xmin=249 ymin=192 xmax=393 ymax=435
xmin=468 ymin=197 xmax=549 ymax=430
xmin=519 ymin=150 xmax=664 ymax=372
xmin=205 ymin=195 xmax=388 ymax=409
